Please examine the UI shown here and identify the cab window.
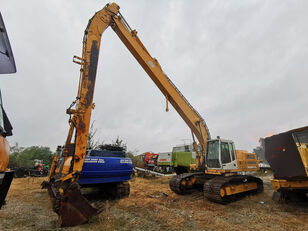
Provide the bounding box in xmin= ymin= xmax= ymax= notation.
xmin=206 ymin=140 xmax=220 ymax=168
xmin=229 ymin=143 xmax=235 ymax=161
xmin=221 ymin=142 xmax=231 ymax=164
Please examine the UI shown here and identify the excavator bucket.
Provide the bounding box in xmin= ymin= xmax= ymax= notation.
xmin=42 ymin=181 xmax=104 ymax=227
xmin=0 ymin=170 xmax=14 ymax=209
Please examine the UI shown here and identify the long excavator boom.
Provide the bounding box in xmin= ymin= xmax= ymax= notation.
xmin=44 ymin=3 xmax=211 ymax=226
xmin=111 ymin=15 xmax=211 ymax=167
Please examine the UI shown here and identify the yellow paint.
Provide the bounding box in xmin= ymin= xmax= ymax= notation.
xmin=0 ymin=136 xmax=9 ymax=172
xmin=220 ymin=188 xmax=225 ymax=197
xmin=189 ymin=176 xmax=196 ymax=185
xmin=221 ymin=182 xmax=258 ymax=196
xmin=297 ymin=145 xmax=308 ymax=176
xmin=271 ymin=179 xmax=308 ymax=191
xmin=205 ymin=169 xmax=223 ymax=175
xmin=189 ymin=164 xmax=197 ymax=171
xmin=235 ymin=150 xmax=259 ymax=172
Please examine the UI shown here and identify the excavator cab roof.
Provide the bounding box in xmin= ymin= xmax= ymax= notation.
xmin=208 ymin=137 xmax=234 ymax=144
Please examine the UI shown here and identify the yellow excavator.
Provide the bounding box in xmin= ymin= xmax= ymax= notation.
xmin=0 ymin=12 xmax=16 ymax=209
xmin=43 ymin=3 xmax=263 ymax=226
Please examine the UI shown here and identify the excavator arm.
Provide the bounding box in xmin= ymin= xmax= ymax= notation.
xmin=45 ymin=2 xmax=210 ymax=226
xmin=111 ymin=15 xmax=211 ymax=167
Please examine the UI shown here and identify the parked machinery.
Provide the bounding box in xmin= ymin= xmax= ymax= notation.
xmin=171 ymin=144 xmax=196 ymax=175
xmin=136 ymin=145 xmax=197 ymax=174
xmin=0 ymin=12 xmax=16 ymax=209
xmin=43 ymin=3 xmax=263 ymax=226
xmin=136 ymin=152 xmax=158 ymax=170
xmin=170 ymin=138 xmax=262 ymax=204
xmin=79 ymin=145 xmax=133 ymax=198
xmin=156 ymin=152 xmax=173 ymax=173
xmin=265 ymin=126 xmax=308 ymax=202
xmin=13 ymin=159 xmax=49 ymax=178
xmin=136 ymin=147 xmax=193 ymax=174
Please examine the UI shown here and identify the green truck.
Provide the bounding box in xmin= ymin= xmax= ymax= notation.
xmin=171 ymin=144 xmax=196 ymax=174
xmin=154 ymin=144 xmax=197 ymax=174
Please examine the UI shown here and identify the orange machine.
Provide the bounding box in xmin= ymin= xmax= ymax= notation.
xmin=0 ymin=12 xmax=16 ymax=209
xmin=137 ymin=152 xmax=158 ymax=170
xmin=0 ymin=137 xmax=9 ymax=172
xmin=43 ymin=3 xmax=262 ymax=226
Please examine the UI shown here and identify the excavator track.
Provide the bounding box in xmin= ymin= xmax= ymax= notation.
xmin=169 ymin=173 xmax=201 ymax=195
xmin=114 ymin=181 xmax=130 ymax=198
xmin=203 ymin=175 xmax=263 ymax=204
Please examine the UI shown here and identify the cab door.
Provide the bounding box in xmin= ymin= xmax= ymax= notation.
xmin=220 ymin=142 xmax=238 ymax=170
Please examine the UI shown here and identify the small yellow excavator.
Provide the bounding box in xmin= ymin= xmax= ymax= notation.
xmin=43 ymin=3 xmax=263 ymax=227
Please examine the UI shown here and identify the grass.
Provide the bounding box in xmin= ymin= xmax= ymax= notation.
xmin=1 ymin=175 xmax=308 ymax=230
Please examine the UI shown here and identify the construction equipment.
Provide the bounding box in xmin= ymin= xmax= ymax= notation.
xmin=170 ymin=139 xmax=262 ymax=203
xmin=43 ymin=3 xmax=262 ymax=226
xmin=79 ymin=145 xmax=133 ymax=197
xmin=136 ymin=152 xmax=158 ymax=170
xmin=156 ymin=152 xmax=173 ymax=173
xmin=13 ymin=159 xmax=49 ymax=178
xmin=0 ymin=12 xmax=16 ymax=209
xmin=265 ymin=126 xmax=308 ymax=202
xmin=170 ymin=142 xmax=262 ymax=202
xmin=171 ymin=144 xmax=196 ymax=175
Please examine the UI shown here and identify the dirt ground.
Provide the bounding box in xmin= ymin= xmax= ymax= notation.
xmin=0 ymin=174 xmax=308 ymax=231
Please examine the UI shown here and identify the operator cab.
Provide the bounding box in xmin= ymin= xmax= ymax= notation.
xmin=206 ymin=137 xmax=238 ymax=170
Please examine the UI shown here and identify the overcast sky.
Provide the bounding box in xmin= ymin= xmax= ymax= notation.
xmin=1 ymin=0 xmax=307 ymax=154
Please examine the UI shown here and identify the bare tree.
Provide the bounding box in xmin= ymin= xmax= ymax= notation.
xmin=87 ymin=121 xmax=102 ymax=149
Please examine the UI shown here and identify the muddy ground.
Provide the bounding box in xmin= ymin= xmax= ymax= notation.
xmin=0 ymin=174 xmax=307 ymax=231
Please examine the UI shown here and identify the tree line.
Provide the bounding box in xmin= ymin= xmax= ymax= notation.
xmin=8 ymin=136 xmax=142 ymax=170
xmin=8 ymin=143 xmax=54 ymax=169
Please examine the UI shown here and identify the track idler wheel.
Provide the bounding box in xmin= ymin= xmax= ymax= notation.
xmin=42 ymin=181 xmax=104 ymax=227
